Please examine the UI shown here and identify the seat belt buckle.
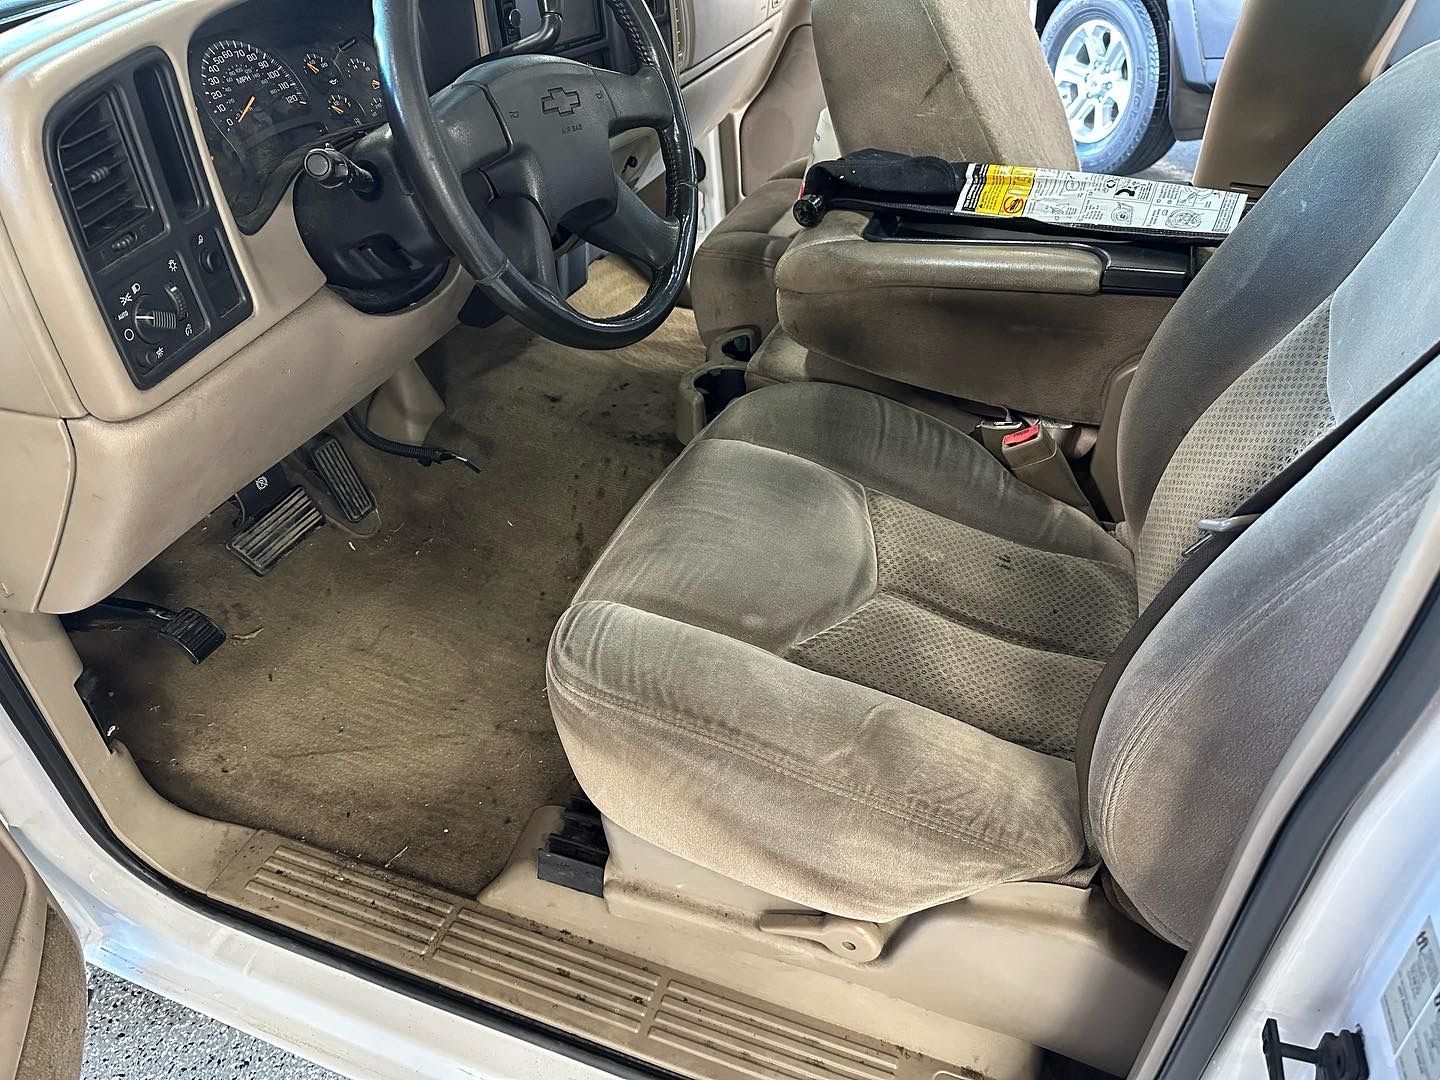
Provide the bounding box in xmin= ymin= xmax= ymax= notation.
xmin=998 ymin=421 xmax=1096 ymax=519
xmin=1001 ymin=423 xmax=1044 ymax=448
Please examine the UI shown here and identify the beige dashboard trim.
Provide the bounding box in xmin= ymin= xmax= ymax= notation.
xmin=40 ymin=266 xmax=470 ymax=615
xmin=0 ymin=0 xmax=338 ymax=424
xmin=0 ymin=0 xmax=478 ymax=614
xmin=0 ymin=412 xmax=73 ymax=613
xmin=0 ymin=0 xmax=159 ymax=420
xmin=0 ymin=210 xmax=79 ymax=418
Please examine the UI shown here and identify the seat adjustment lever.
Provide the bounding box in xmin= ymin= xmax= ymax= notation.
xmin=757 ymin=912 xmax=887 ymax=962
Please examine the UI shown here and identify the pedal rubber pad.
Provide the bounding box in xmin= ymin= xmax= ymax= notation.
xmin=160 ymin=608 xmax=227 ymax=664
xmin=226 ymin=486 xmax=325 ymax=575
xmin=310 ymin=436 xmax=375 ymax=523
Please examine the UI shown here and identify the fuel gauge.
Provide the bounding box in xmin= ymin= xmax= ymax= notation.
xmin=326 ymin=93 xmax=361 ymax=124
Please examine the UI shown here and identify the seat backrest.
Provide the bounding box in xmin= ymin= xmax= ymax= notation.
xmin=810 ymin=0 xmax=1078 ymax=169
xmin=1082 ymin=43 xmax=1440 ymax=948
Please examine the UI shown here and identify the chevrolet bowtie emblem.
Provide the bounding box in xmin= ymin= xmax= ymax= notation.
xmin=541 ymin=87 xmax=582 ymax=116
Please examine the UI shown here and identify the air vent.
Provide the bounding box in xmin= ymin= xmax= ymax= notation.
xmin=54 ymin=91 xmax=152 ymax=251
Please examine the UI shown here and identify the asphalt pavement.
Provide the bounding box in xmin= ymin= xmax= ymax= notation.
xmin=83 ymin=969 xmax=339 ymax=1079
xmin=78 ymin=139 xmax=1201 ymax=1080
xmin=1140 ymin=139 xmax=1201 ymax=182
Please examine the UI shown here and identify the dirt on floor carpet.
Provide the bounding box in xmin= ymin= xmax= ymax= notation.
xmin=73 ymin=258 xmax=702 ymax=896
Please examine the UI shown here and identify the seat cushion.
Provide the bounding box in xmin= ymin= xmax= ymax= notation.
xmin=690 ymin=177 xmax=804 ymax=347
xmin=548 ymin=383 xmax=1137 ymax=920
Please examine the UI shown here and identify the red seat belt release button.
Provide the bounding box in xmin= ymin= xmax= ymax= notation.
xmin=1002 ymin=423 xmax=1043 ymax=448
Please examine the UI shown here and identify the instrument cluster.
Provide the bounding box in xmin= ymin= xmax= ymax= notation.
xmin=189 ymin=19 xmax=387 ymax=232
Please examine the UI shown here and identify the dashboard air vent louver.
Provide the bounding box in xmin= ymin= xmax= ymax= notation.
xmin=55 ymin=91 xmax=151 ymax=250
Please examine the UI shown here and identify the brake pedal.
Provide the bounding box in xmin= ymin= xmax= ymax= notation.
xmin=62 ymin=597 xmax=226 ymax=665
xmin=227 ymin=486 xmax=325 ymax=575
xmin=309 ymin=435 xmax=375 ymax=523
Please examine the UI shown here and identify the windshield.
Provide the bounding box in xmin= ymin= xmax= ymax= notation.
xmin=0 ymin=0 xmax=77 ymax=28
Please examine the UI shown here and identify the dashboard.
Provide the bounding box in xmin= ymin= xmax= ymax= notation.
xmin=190 ymin=0 xmax=675 ymax=236
xmin=188 ymin=12 xmax=388 ymax=233
xmin=0 ymin=0 xmax=811 ymax=617
xmin=185 ymin=0 xmax=486 ymax=234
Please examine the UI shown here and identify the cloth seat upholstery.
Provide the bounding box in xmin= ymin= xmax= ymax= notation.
xmin=550 ymin=382 xmax=1131 ymax=919
xmin=552 ymin=46 xmax=1440 ymax=947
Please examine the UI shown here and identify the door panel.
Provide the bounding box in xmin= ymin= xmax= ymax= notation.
xmin=0 ymin=829 xmax=85 ymax=1080
xmin=738 ymin=25 xmax=825 ymax=192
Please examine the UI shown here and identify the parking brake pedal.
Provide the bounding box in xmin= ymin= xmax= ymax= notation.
xmin=62 ymin=597 xmax=226 ymax=665
xmin=309 ymin=436 xmax=375 ymax=523
xmin=227 ymin=486 xmax=325 ymax=575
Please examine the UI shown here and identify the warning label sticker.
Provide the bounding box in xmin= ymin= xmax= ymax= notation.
xmin=955 ymin=164 xmax=1247 ymax=239
xmin=1397 ymin=1004 xmax=1440 ymax=1080
xmin=1386 ymin=920 xmax=1440 ymax=1079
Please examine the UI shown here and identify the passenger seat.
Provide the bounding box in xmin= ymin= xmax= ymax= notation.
xmin=690 ymin=0 xmax=1079 ymax=354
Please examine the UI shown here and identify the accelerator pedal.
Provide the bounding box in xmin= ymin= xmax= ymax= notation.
xmin=537 ymin=795 xmax=609 ymax=897
xmin=227 ymin=486 xmax=325 ymax=575
xmin=309 ymin=435 xmax=375 ymax=523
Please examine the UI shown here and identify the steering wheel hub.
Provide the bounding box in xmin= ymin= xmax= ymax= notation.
xmin=298 ymin=0 xmax=697 ymax=345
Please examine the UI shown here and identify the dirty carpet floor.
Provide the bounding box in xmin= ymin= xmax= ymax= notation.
xmin=74 ymin=259 xmax=700 ymax=896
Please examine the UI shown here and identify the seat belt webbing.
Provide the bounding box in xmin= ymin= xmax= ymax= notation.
xmin=1074 ymin=334 xmax=1440 ymax=806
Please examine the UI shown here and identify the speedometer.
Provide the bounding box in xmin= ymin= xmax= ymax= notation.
xmin=198 ymin=40 xmax=309 ymax=137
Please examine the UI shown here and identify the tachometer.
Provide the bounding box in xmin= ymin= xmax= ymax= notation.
xmin=198 ymin=40 xmax=309 ymax=137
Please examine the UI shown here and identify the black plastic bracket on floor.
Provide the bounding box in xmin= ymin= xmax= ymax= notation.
xmin=537 ymin=795 xmax=609 ymax=897
xmin=309 ymin=435 xmax=376 ymax=523
xmin=74 ymin=669 xmax=117 ymax=746
xmin=61 ymin=597 xmax=226 ymax=665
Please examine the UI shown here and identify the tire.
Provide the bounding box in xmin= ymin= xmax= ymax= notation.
xmin=1041 ymin=0 xmax=1176 ymax=175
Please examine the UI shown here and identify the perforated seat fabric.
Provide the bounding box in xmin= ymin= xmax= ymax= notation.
xmin=552 ymin=45 xmax=1440 ymax=942
xmin=549 ymin=382 xmax=1130 ymax=918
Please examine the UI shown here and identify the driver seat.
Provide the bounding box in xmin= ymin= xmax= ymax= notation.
xmin=550 ymin=46 xmax=1440 ymax=949
xmin=690 ymin=0 xmax=1077 ymax=354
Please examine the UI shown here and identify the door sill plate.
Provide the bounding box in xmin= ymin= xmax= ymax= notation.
xmin=209 ymin=834 xmax=981 ymax=1080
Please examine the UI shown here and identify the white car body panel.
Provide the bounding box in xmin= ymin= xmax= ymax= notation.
xmin=0 ymin=719 xmax=612 ymax=1080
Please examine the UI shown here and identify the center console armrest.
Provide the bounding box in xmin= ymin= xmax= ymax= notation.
xmin=775 ymin=211 xmax=1178 ymax=424
xmin=779 ymin=212 xmax=1108 ymax=298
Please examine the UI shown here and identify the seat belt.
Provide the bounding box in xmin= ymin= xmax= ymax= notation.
xmin=1074 ymin=334 xmax=1440 ymax=799
xmin=996 ymin=422 xmax=1097 ymax=519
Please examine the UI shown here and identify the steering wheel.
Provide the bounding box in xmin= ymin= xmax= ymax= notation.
xmin=371 ymin=0 xmax=698 ymax=349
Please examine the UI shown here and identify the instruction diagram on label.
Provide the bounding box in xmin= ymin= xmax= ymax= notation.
xmin=1386 ymin=919 xmax=1440 ymax=1079
xmin=955 ymin=164 xmax=1247 ymax=239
